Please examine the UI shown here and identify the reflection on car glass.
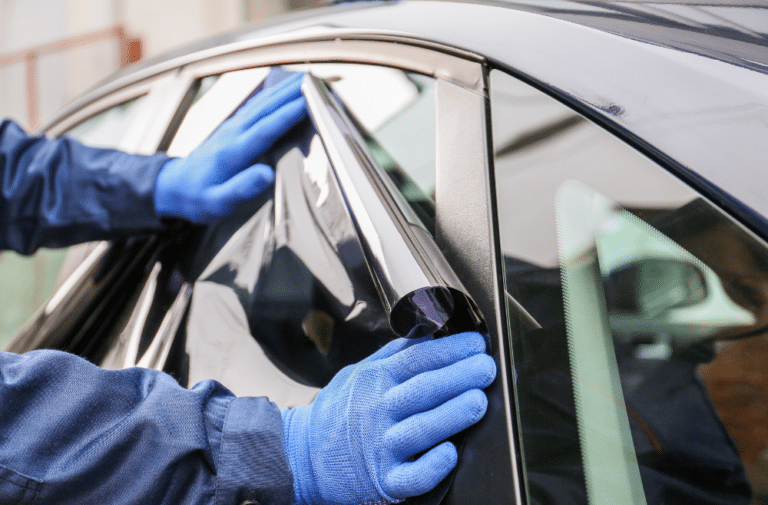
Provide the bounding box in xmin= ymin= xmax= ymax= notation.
xmin=191 ymin=74 xmax=219 ymax=105
xmin=491 ymin=69 xmax=768 ymax=505
xmin=490 ymin=64 xmax=768 ymax=503
xmin=286 ymin=63 xmax=436 ymax=233
xmin=494 ymin=114 xmax=585 ymax=159
xmin=65 ymin=94 xmax=147 ymax=148
xmin=507 ymin=181 xmax=768 ymax=505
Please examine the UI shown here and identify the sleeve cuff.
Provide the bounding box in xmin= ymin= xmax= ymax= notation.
xmin=215 ymin=396 xmax=294 ymax=505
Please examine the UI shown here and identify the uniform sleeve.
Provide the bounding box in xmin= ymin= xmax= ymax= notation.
xmin=0 ymin=120 xmax=169 ymax=255
xmin=0 ymin=350 xmax=293 ymax=505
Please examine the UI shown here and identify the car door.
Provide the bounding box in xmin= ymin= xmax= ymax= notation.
xmin=6 ymin=37 xmax=520 ymax=505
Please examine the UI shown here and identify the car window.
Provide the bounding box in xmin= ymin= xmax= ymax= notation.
xmin=88 ymin=69 xmax=402 ymax=408
xmin=491 ymin=68 xmax=768 ymax=505
xmin=286 ymin=63 xmax=437 ymax=234
xmin=0 ymin=95 xmax=149 ymax=349
xmin=64 ymin=95 xmax=148 ymax=148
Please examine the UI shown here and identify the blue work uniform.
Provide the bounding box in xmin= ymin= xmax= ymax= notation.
xmin=0 ymin=120 xmax=292 ymax=505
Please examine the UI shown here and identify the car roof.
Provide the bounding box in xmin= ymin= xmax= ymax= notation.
xmin=93 ymin=0 xmax=768 ymax=88
xmin=54 ymin=0 xmax=768 ymax=237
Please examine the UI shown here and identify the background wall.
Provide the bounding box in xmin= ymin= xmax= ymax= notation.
xmin=0 ymin=0 xmax=322 ymax=131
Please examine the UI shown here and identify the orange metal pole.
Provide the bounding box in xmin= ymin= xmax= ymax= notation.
xmin=0 ymin=23 xmax=142 ymax=131
xmin=0 ymin=25 xmax=128 ymax=67
xmin=25 ymin=51 xmax=39 ymax=132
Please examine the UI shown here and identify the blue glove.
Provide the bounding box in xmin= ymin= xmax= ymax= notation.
xmin=281 ymin=331 xmax=496 ymax=504
xmin=154 ymin=71 xmax=307 ymax=223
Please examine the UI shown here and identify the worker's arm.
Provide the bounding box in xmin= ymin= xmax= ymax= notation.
xmin=0 ymin=332 xmax=494 ymax=505
xmin=0 ymin=119 xmax=169 ymax=254
xmin=0 ymin=71 xmax=306 ymax=255
xmin=0 ymin=349 xmax=292 ymax=505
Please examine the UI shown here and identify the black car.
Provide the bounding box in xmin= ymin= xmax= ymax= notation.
xmin=7 ymin=1 xmax=768 ymax=504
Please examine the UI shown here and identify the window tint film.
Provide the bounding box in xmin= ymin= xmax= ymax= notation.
xmin=0 ymin=95 xmax=148 ymax=349
xmin=287 ymin=63 xmax=436 ymax=233
xmin=89 ymin=69 xmax=399 ymax=408
xmin=491 ymin=69 xmax=768 ymax=505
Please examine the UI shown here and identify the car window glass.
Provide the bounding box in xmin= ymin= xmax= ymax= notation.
xmin=491 ymin=68 xmax=768 ymax=505
xmin=0 ymin=249 xmax=67 ymax=348
xmin=0 ymin=96 xmax=151 ymax=350
xmin=92 ymin=69 xmax=399 ymax=408
xmin=286 ymin=63 xmax=436 ymax=233
xmin=64 ymin=94 xmax=147 ymax=148
xmin=191 ymin=74 xmax=219 ymax=105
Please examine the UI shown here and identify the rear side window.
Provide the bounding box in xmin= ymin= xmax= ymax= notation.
xmin=492 ymin=69 xmax=768 ymax=505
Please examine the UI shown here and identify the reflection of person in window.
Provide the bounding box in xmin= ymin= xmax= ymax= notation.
xmin=661 ymin=199 xmax=768 ymax=501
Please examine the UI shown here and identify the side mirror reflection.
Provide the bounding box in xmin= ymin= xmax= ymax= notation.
xmin=604 ymin=259 xmax=706 ymax=317
xmin=596 ymin=210 xmax=755 ymax=344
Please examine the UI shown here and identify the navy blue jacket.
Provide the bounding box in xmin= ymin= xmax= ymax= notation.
xmin=0 ymin=121 xmax=292 ymax=505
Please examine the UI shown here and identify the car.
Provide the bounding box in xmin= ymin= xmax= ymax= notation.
xmin=5 ymin=1 xmax=768 ymax=503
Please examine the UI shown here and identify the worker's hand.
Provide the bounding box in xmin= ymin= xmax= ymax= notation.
xmin=154 ymin=72 xmax=306 ymax=223
xmin=281 ymin=331 xmax=496 ymax=504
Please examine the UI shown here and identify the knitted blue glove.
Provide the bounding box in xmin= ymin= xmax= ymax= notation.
xmin=154 ymin=71 xmax=307 ymax=223
xmin=281 ymin=331 xmax=496 ymax=504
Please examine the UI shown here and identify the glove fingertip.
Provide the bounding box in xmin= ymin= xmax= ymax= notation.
xmin=465 ymin=388 xmax=489 ymax=425
xmin=383 ymin=442 xmax=458 ymax=500
xmin=475 ymin=353 xmax=497 ymax=388
xmin=249 ymin=163 xmax=276 ymax=185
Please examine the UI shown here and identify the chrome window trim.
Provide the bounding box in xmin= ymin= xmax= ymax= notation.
xmin=178 ymin=37 xmax=484 ymax=95
xmin=44 ymin=83 xmax=155 ymax=140
xmin=45 ymin=28 xmax=486 ymax=128
xmin=128 ymin=73 xmax=196 ymax=155
xmin=178 ymin=27 xmax=484 ymax=76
